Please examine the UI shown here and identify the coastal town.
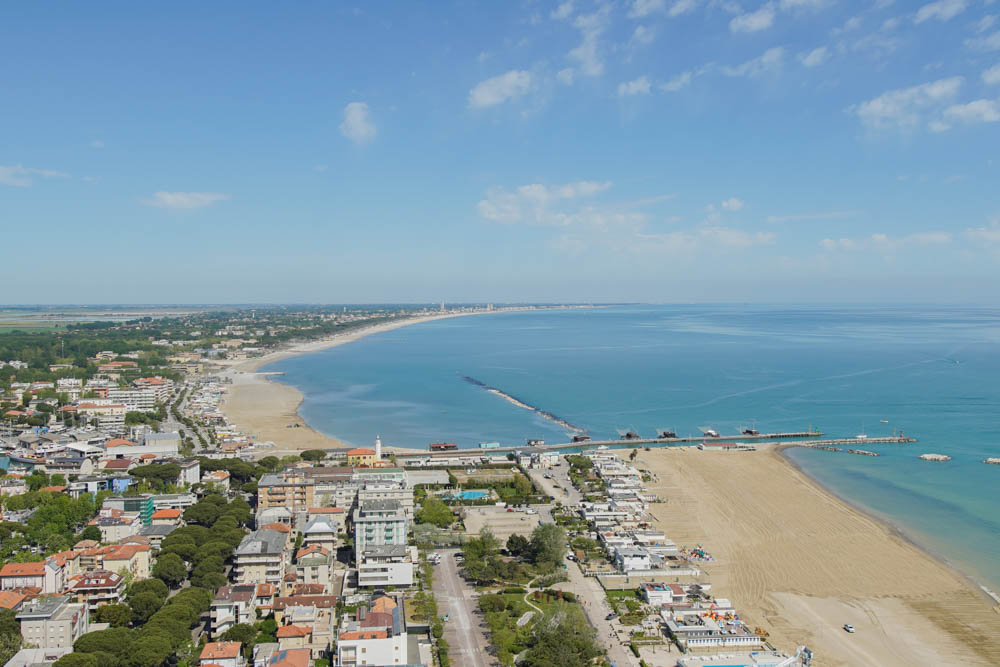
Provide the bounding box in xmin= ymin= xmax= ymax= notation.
xmin=2 ymin=306 xmax=999 ymax=667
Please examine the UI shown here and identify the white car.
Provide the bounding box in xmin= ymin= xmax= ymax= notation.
xmin=843 ymin=624 xmax=855 ymax=633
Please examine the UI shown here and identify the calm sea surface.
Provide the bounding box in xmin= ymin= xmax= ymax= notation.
xmin=263 ymin=305 xmax=1000 ymax=589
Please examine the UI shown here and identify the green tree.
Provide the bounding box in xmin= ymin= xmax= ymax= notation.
xmin=416 ymin=497 xmax=454 ymax=528
xmin=506 ymin=533 xmax=531 ymax=558
xmin=523 ymin=605 xmax=601 ymax=667
xmin=128 ymin=578 xmax=168 ymax=600
xmin=73 ymin=627 xmax=134 ymax=656
xmin=125 ymin=633 xmax=173 ymax=667
xmin=219 ymin=623 xmax=257 ymax=646
xmin=81 ymin=524 xmax=102 ymax=542
xmin=181 ymin=501 xmax=221 ymax=526
xmin=152 ymin=552 xmax=187 ymax=588
xmin=129 ymin=592 xmax=163 ymax=625
xmin=92 ymin=603 xmax=132 ymax=627
xmin=300 ymin=449 xmax=326 ymax=461
xmin=54 ymin=654 xmax=99 ymax=667
xmin=530 ymin=523 xmax=567 ymax=567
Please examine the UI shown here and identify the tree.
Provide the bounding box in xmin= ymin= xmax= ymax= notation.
xmin=128 ymin=577 xmax=168 ymax=600
xmin=158 ymin=541 xmax=197 ymax=562
xmin=629 ymin=449 xmax=638 ymax=461
xmin=73 ymin=627 xmax=134 ymax=656
xmin=54 ymin=654 xmax=99 ymax=667
xmin=523 ymin=606 xmax=601 ymax=667
xmin=182 ymin=501 xmax=221 ymax=526
xmin=219 ymin=623 xmax=256 ymax=645
xmin=92 ymin=603 xmax=132 ymax=627
xmin=506 ymin=533 xmax=531 ymax=558
xmin=152 ymin=552 xmax=187 ymax=588
xmin=81 ymin=524 xmax=102 ymax=542
xmin=416 ymin=497 xmax=454 ymax=528
xmin=530 ymin=523 xmax=566 ymax=567
xmin=124 ymin=633 xmax=173 ymax=667
xmin=129 ymin=592 xmax=163 ymax=625
xmin=300 ymin=449 xmax=326 ymax=461
xmin=0 ymin=609 xmax=18 ymax=638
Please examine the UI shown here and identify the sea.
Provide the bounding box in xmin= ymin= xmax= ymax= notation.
xmin=262 ymin=305 xmax=1000 ymax=591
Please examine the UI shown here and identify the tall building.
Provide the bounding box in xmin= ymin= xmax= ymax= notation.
xmin=352 ymin=499 xmax=407 ymax=563
xmin=16 ymin=596 xmax=88 ymax=649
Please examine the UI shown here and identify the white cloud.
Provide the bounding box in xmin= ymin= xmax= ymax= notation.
xmin=661 ymin=71 xmax=693 ymax=91
xmin=568 ymin=6 xmax=611 ymax=77
xmin=0 ymin=164 xmax=69 ymax=187
xmin=669 ymin=0 xmax=701 ymax=16
xmin=700 ymin=227 xmax=775 ymax=247
xmin=723 ymin=47 xmax=785 ymax=77
xmin=822 ymin=232 xmax=952 ymax=250
xmin=928 ymin=120 xmax=952 ymax=132
xmin=630 ymin=25 xmax=656 ymax=47
xmin=778 ymin=0 xmax=826 ymax=8
xmin=983 ymin=64 xmax=1000 ymax=85
xmin=557 ymin=68 xmax=576 ymax=85
xmin=964 ymin=218 xmax=1000 ymax=243
xmin=90 ymin=140 xmax=104 ymax=149
xmin=851 ymin=76 xmax=962 ymax=130
xmin=721 ymin=197 xmax=744 ymax=211
xmin=730 ymin=3 xmax=776 ymax=33
xmin=914 ymin=0 xmax=967 ymax=23
xmin=976 ymin=15 xmax=997 ymax=33
xmin=552 ymin=1 xmax=574 ymax=20
xmin=468 ymin=70 xmax=534 ymax=108
xmin=766 ymin=211 xmax=859 ymax=223
xmin=618 ymin=76 xmax=652 ymax=96
xmin=799 ymin=46 xmax=829 ymax=67
xmin=477 ymin=181 xmax=614 ymax=226
xmin=142 ymin=191 xmax=230 ymax=210
xmin=966 ymin=30 xmax=1000 ymax=52
xmin=942 ymin=99 xmax=1000 ymax=124
xmin=628 ymin=0 xmax=666 ymax=19
xmin=339 ymin=102 xmax=376 ymax=144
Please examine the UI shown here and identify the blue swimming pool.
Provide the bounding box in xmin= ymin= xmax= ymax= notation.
xmin=451 ymin=491 xmax=488 ymax=500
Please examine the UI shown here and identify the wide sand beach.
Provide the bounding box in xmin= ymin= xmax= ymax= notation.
xmin=631 ymin=445 xmax=1000 ymax=666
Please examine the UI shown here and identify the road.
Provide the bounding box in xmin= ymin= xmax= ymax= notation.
xmin=527 ymin=461 xmax=583 ymax=505
xmin=431 ymin=548 xmax=497 ymax=667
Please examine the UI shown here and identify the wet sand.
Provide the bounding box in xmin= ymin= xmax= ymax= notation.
xmin=631 ymin=445 xmax=1000 ymax=666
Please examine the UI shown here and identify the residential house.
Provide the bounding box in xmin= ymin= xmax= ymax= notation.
xmin=202 ymin=470 xmax=231 ymax=491
xmin=346 ymin=448 xmax=376 ymax=467
xmin=66 ymin=569 xmax=125 ymax=612
xmin=200 ymin=641 xmax=246 ymax=667
xmin=0 ymin=559 xmax=65 ymax=595
xmin=294 ymin=546 xmax=332 ymax=588
xmin=151 ymin=508 xmax=183 ymax=526
xmin=211 ymin=585 xmax=258 ymax=637
xmin=336 ymin=595 xmax=409 ymax=667
xmin=234 ymin=529 xmax=288 ymax=585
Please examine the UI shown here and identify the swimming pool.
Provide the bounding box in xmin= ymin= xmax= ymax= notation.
xmin=451 ymin=491 xmax=488 ymax=500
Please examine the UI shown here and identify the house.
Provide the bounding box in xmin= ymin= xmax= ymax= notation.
xmin=275 ymin=625 xmax=314 ymax=656
xmin=65 ymin=569 xmax=125 ymax=612
xmin=211 ymin=585 xmax=258 ymax=637
xmin=138 ymin=524 xmax=177 ymax=548
xmin=0 ymin=478 xmax=28 ymax=496
xmin=336 ymin=594 xmax=409 ymax=667
xmin=301 ymin=514 xmax=338 ymax=552
xmin=178 ymin=459 xmax=201 ymax=487
xmin=346 ymin=448 xmax=376 ymax=466
xmin=613 ymin=547 xmax=651 ymax=572
xmin=151 ymin=508 xmax=183 ymax=526
xmin=357 ymin=545 xmax=416 ymax=588
xmin=89 ymin=514 xmax=141 ymax=543
xmin=200 ymin=641 xmax=246 ymax=667
xmin=202 ymin=470 xmax=231 ymax=491
xmin=0 ymin=559 xmax=65 ymax=595
xmin=641 ymin=582 xmax=688 ymax=606
xmin=294 ymin=546 xmax=332 ymax=588
xmin=0 ymin=590 xmax=28 ymax=611
xmin=94 ymin=543 xmax=152 ymax=581
xmin=15 ymin=595 xmax=88 ymax=649
xmin=252 ymin=646 xmax=310 ymax=667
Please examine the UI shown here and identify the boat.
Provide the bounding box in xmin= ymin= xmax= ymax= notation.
xmin=597 ymin=445 xmax=609 ymax=450
xmin=699 ymin=427 xmax=720 ymax=438
xmin=879 ymin=419 xmax=889 ymax=424
xmin=657 ymin=428 xmax=677 ymax=439
xmin=741 ymin=427 xmax=759 ymax=436
xmin=572 ymin=434 xmax=591 ymax=443
xmin=617 ymin=429 xmax=641 ymax=440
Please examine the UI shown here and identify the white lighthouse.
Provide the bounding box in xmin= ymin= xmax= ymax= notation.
xmin=374 ymin=435 xmax=382 ymax=461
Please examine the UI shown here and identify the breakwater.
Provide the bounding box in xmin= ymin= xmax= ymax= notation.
xmin=459 ymin=375 xmax=586 ymax=433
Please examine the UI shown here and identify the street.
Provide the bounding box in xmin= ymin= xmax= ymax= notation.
xmin=431 ymin=548 xmax=497 ymax=667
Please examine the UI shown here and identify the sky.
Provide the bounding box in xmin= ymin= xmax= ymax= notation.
xmin=3 ymin=0 xmax=1000 ymax=304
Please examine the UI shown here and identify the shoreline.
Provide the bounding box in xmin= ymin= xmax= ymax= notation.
xmin=632 ymin=445 xmax=1000 ymax=666
xmin=776 ymin=443 xmax=999 ymax=607
xmin=217 ymin=308 xmax=589 ymax=456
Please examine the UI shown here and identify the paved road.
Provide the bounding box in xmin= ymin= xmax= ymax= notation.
xmin=432 ymin=549 xmax=496 ymax=667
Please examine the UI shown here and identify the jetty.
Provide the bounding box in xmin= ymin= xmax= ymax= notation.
xmin=848 ymin=449 xmax=879 ymax=457
xmin=985 ymin=458 xmax=1000 ymax=466
xmin=919 ymin=453 xmax=952 ymax=462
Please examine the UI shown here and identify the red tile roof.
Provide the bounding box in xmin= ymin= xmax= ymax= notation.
xmin=346 ymin=448 xmax=375 ymax=456
xmin=0 ymin=562 xmax=45 ymax=577
xmin=339 ymin=630 xmax=388 ymax=640
xmin=200 ymin=641 xmax=243 ymax=660
xmin=276 ymin=624 xmax=312 ymax=638
xmin=152 ymin=509 xmax=182 ymax=519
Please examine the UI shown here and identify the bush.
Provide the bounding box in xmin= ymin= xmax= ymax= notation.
xmin=432 ymin=622 xmax=444 ymax=639
xmin=479 ymin=594 xmax=506 ymax=613
xmin=502 ymin=587 xmax=526 ymax=595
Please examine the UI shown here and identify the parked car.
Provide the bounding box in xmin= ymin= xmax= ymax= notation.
xmin=843 ymin=624 xmax=855 ymax=633
xmin=605 ymin=613 xmax=617 ymax=621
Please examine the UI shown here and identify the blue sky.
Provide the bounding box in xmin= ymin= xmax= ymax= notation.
xmin=3 ymin=1 xmax=1000 ymax=304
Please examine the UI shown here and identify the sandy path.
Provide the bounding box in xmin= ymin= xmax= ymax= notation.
xmin=632 ymin=446 xmax=1000 ymax=666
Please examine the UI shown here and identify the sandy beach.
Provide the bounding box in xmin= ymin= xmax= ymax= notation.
xmin=631 ymin=445 xmax=1000 ymax=666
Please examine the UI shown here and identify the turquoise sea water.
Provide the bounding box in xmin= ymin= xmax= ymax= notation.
xmin=263 ymin=305 xmax=1000 ymax=589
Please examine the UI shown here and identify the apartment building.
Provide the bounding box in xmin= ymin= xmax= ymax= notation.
xmin=257 ymin=473 xmax=315 ymax=514
xmin=234 ymin=529 xmax=288 ymax=585
xmin=357 ymin=545 xmax=416 ymax=588
xmin=211 ymin=585 xmax=258 ymax=637
xmin=0 ymin=559 xmax=65 ymax=595
xmin=66 ymin=569 xmax=125 ymax=612
xmin=353 ymin=499 xmax=407 ymax=563
xmin=15 ymin=596 xmax=88 ymax=649
xmin=336 ymin=595 xmax=409 ymax=667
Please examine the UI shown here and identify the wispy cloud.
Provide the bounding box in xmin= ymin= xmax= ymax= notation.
xmin=983 ymin=64 xmax=1000 ymax=85
xmin=478 ymin=180 xmax=615 ymax=226
xmin=966 ymin=30 xmax=1000 ymax=52
xmin=340 ymin=102 xmax=376 ymax=144
xmin=822 ymin=231 xmax=952 ymax=250
xmin=469 ymin=70 xmax=534 ymax=108
xmin=914 ymin=0 xmax=967 ymax=24
xmin=722 ymin=47 xmax=785 ymax=77
xmin=766 ymin=210 xmax=859 ymax=223
xmin=964 ymin=218 xmax=1000 ymax=243
xmin=0 ymin=164 xmax=69 ymax=187
xmin=661 ymin=71 xmax=694 ymax=92
xmin=721 ymin=197 xmax=744 ymax=211
xmin=90 ymin=140 xmax=104 ymax=149
xmin=627 ymin=0 xmax=666 ymax=19
xmin=940 ymin=99 xmax=1000 ymax=127
xmin=850 ymin=76 xmax=962 ymax=130
xmin=568 ymin=6 xmax=611 ymax=77
xmin=730 ymin=3 xmax=776 ymax=33
xmin=799 ymin=46 xmax=829 ymax=67
xmin=142 ymin=191 xmax=230 ymax=210
xmin=618 ymin=76 xmax=651 ymax=97
xmin=551 ymin=0 xmax=574 ymax=20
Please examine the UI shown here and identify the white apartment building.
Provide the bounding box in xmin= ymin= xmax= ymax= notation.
xmin=234 ymin=529 xmax=288 ymax=585
xmin=16 ymin=596 xmax=88 ymax=649
xmin=353 ymin=499 xmax=408 ymax=563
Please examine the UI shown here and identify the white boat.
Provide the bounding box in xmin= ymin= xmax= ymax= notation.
xmin=596 ymin=445 xmax=609 ymax=450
